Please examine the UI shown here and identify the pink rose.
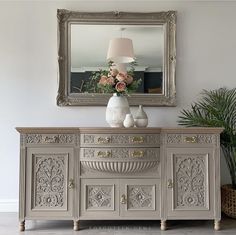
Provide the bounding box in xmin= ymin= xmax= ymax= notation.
xmin=126 ymin=74 xmax=133 ymax=85
xmin=115 ymin=81 xmax=126 ymax=92
xmin=98 ymin=75 xmax=108 ymax=85
xmin=116 ymin=72 xmax=127 ymax=82
xmin=109 ymin=68 xmax=119 ymax=77
xmin=106 ymin=76 xmax=115 ymax=85
xmin=99 ymin=75 xmax=115 ymax=86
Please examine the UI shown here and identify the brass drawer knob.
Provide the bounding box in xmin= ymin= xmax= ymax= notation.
xmin=184 ymin=136 xmax=197 ymax=143
xmin=131 ymin=136 xmax=144 ymax=143
xmin=120 ymin=194 xmax=127 ymax=204
xmin=97 ymin=137 xmax=110 ymax=144
xmin=131 ymin=150 xmax=144 ymax=158
xmin=68 ymin=179 xmax=75 ymax=189
xmin=97 ymin=151 xmax=111 ymax=158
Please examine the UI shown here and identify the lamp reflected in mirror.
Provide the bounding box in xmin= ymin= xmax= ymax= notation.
xmin=107 ymin=37 xmax=134 ymax=73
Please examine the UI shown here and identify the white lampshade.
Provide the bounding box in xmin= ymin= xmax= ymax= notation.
xmin=107 ymin=38 xmax=135 ymax=63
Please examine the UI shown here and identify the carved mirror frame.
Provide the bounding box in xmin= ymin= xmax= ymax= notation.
xmin=57 ymin=10 xmax=176 ymax=106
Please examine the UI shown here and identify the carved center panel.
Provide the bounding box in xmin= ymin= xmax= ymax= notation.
xmin=174 ymin=154 xmax=208 ymax=209
xmin=33 ymin=154 xmax=68 ymax=209
xmin=87 ymin=185 xmax=113 ymax=210
xmin=127 ymin=185 xmax=154 ymax=210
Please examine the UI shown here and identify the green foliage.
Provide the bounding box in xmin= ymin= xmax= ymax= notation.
xmin=178 ymin=88 xmax=236 ymax=187
xmin=125 ymin=79 xmax=142 ymax=94
xmin=97 ymin=83 xmax=115 ymax=93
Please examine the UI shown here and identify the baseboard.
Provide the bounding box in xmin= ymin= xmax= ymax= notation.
xmin=0 ymin=200 xmax=18 ymax=212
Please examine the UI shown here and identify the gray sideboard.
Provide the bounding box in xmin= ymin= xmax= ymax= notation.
xmin=16 ymin=127 xmax=223 ymax=231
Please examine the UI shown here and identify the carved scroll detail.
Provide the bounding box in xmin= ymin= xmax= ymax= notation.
xmin=174 ymin=155 xmax=207 ymax=208
xmin=25 ymin=134 xmax=74 ymax=144
xmin=34 ymin=155 xmax=67 ymax=208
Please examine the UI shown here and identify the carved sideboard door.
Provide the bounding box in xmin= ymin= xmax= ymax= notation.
xmin=25 ymin=147 xmax=74 ymax=218
xmin=80 ymin=179 xmax=160 ymax=219
xmin=80 ymin=179 xmax=119 ymax=219
xmin=166 ymin=148 xmax=214 ymax=218
xmin=119 ymin=179 xmax=160 ymax=218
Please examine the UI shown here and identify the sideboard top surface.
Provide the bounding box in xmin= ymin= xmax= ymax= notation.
xmin=15 ymin=127 xmax=224 ymax=134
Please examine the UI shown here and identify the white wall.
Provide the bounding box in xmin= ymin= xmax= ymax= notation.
xmin=0 ymin=0 xmax=235 ymax=211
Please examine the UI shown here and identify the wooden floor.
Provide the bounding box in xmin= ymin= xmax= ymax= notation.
xmin=0 ymin=213 xmax=236 ymax=235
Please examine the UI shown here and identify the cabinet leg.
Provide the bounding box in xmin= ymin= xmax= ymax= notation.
xmin=161 ymin=220 xmax=167 ymax=231
xmin=73 ymin=220 xmax=79 ymax=231
xmin=214 ymin=220 xmax=220 ymax=231
xmin=19 ymin=221 xmax=25 ymax=232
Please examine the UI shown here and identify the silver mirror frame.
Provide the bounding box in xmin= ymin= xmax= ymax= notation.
xmin=57 ymin=9 xmax=177 ymax=106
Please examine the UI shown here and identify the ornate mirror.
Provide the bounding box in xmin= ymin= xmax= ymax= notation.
xmin=57 ymin=10 xmax=176 ymax=106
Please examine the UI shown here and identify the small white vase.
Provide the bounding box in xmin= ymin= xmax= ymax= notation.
xmin=134 ymin=105 xmax=148 ymax=127
xmin=106 ymin=93 xmax=130 ymax=127
xmin=123 ymin=114 xmax=135 ymax=128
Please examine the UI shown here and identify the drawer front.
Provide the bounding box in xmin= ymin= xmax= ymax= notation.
xmin=80 ymin=134 xmax=160 ymax=147
xmin=80 ymin=148 xmax=160 ymax=175
xmin=80 ymin=148 xmax=160 ymax=161
xmin=165 ymin=133 xmax=217 ymax=146
xmin=24 ymin=133 xmax=76 ymax=145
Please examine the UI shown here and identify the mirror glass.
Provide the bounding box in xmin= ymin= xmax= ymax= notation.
xmin=70 ymin=24 xmax=164 ymax=94
xmin=57 ymin=10 xmax=176 ymax=106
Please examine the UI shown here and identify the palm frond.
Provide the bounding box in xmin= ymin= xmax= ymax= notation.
xmin=178 ymin=87 xmax=236 ymax=187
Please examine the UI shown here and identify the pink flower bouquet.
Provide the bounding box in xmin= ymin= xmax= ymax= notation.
xmin=96 ymin=64 xmax=141 ymax=95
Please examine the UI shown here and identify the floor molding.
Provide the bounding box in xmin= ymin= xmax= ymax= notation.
xmin=0 ymin=200 xmax=18 ymax=212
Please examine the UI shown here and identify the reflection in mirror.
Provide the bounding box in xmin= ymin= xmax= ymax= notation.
xmin=57 ymin=10 xmax=176 ymax=106
xmin=70 ymin=25 xmax=164 ymax=94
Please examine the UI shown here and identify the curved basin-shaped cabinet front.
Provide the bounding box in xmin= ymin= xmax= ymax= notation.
xmin=80 ymin=160 xmax=158 ymax=174
xmin=80 ymin=147 xmax=160 ymax=174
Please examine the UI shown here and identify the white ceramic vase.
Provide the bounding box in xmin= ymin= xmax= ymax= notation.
xmin=134 ymin=105 xmax=148 ymax=127
xmin=123 ymin=114 xmax=135 ymax=128
xmin=106 ymin=93 xmax=130 ymax=127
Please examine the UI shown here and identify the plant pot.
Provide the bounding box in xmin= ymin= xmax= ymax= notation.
xmin=106 ymin=93 xmax=130 ymax=127
xmin=221 ymin=184 xmax=236 ymax=218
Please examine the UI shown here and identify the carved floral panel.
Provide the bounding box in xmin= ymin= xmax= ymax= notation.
xmin=173 ymin=154 xmax=208 ymax=209
xmin=127 ymin=185 xmax=154 ymax=210
xmin=86 ymin=185 xmax=113 ymax=210
xmin=26 ymin=134 xmax=75 ymax=144
xmin=84 ymin=135 xmax=95 ymax=144
xmin=166 ymin=134 xmax=216 ymax=145
xmin=33 ymin=154 xmax=68 ymax=209
xmin=167 ymin=134 xmax=182 ymax=144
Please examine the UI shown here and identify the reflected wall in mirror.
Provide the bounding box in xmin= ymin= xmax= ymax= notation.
xmin=57 ymin=10 xmax=176 ymax=106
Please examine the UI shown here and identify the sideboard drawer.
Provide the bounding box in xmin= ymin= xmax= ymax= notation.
xmin=24 ymin=133 xmax=76 ymax=145
xmin=80 ymin=134 xmax=160 ymax=147
xmin=80 ymin=147 xmax=160 ymax=175
xmin=165 ymin=133 xmax=217 ymax=146
xmin=80 ymin=147 xmax=160 ymax=161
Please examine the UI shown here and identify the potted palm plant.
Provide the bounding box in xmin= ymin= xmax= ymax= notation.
xmin=178 ymin=87 xmax=236 ymax=218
